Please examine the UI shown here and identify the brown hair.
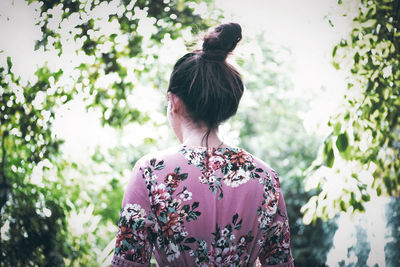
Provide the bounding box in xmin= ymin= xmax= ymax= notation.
xmin=167 ymin=23 xmax=244 ymax=146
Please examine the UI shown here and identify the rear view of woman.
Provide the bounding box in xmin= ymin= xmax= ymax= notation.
xmin=111 ymin=22 xmax=294 ymax=267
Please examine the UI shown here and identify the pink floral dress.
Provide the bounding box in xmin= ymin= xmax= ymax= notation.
xmin=111 ymin=145 xmax=294 ymax=267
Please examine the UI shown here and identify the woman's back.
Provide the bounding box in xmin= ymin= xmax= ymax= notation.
xmin=111 ymin=145 xmax=293 ymax=266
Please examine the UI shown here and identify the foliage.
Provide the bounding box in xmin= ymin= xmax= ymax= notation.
xmin=30 ymin=0 xmax=215 ymax=128
xmin=302 ymin=0 xmax=400 ymax=222
xmin=0 ymin=57 xmax=72 ymax=266
xmin=230 ymin=35 xmax=337 ymax=267
xmin=0 ymin=0 xmax=215 ymax=265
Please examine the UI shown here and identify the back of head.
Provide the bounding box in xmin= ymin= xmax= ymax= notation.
xmin=167 ymin=22 xmax=244 ymax=143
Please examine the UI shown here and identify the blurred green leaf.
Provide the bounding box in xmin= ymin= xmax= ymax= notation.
xmin=323 ymin=139 xmax=335 ymax=168
xmin=336 ymin=132 xmax=349 ymax=152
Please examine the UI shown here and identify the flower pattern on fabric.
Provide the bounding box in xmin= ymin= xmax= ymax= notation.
xmin=143 ymin=159 xmax=201 ymax=262
xmin=257 ymin=170 xmax=280 ymax=231
xmin=258 ymin=219 xmax=292 ymax=265
xmin=114 ymin=203 xmax=152 ymax=264
xmin=112 ymin=146 xmax=294 ymax=267
xmin=180 ymin=146 xmax=263 ymax=199
xmin=188 ymin=213 xmax=254 ymax=267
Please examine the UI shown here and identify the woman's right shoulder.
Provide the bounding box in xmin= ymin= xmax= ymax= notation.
xmin=253 ymin=155 xmax=279 ymax=179
xmin=233 ymin=146 xmax=279 ymax=181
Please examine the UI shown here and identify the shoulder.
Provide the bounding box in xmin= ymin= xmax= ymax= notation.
xmin=134 ymin=145 xmax=184 ymax=169
xmin=124 ymin=146 xmax=183 ymax=191
xmin=252 ymin=154 xmax=278 ymax=178
xmin=234 ymin=146 xmax=279 ymax=179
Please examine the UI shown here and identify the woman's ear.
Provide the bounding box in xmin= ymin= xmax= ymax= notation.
xmin=168 ymin=92 xmax=182 ymax=115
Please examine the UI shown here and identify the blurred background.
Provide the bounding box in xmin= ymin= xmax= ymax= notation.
xmin=0 ymin=0 xmax=399 ymax=266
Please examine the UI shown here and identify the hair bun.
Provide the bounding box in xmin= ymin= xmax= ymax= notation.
xmin=202 ymin=23 xmax=242 ymax=60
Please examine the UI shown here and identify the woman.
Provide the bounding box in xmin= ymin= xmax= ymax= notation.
xmin=111 ymin=23 xmax=294 ymax=267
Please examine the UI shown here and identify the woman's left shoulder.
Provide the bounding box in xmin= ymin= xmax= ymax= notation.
xmin=136 ymin=145 xmax=184 ymax=167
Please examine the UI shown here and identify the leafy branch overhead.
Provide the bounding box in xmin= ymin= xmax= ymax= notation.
xmin=29 ymin=0 xmax=214 ymax=127
xmin=302 ymin=0 xmax=400 ymax=223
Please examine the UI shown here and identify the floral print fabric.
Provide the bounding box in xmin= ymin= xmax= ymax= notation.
xmin=111 ymin=145 xmax=294 ymax=267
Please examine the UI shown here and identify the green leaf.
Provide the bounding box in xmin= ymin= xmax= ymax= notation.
xmin=154 ymin=162 xmax=165 ymax=170
xmin=323 ymin=139 xmax=335 ymax=168
xmin=333 ymin=122 xmax=342 ymax=135
xmin=174 ymin=166 xmax=181 ymax=174
xmin=332 ymin=45 xmax=338 ymax=57
xmin=366 ymin=80 xmax=374 ymax=92
xmin=336 ymin=132 xmax=349 ymax=152
xmin=361 ymin=194 xmax=370 ymax=202
xmin=184 ymin=237 xmax=196 ymax=243
xmin=354 ymin=52 xmax=360 ymax=64
xmin=376 ymin=186 xmax=382 ymax=196
xmin=7 ymin=56 xmax=12 ymax=71
xmin=340 ymin=200 xmax=347 ymax=211
xmin=361 ymin=19 xmax=377 ymax=28
xmin=384 ymin=176 xmax=393 ymax=194
xmin=182 ymin=204 xmax=190 ymax=213
xmin=332 ymin=61 xmax=340 ymax=70
xmin=182 ymin=245 xmax=191 ymax=251
xmin=150 ymin=158 xmax=156 ymax=167
xmin=232 ymin=213 xmax=238 ymax=225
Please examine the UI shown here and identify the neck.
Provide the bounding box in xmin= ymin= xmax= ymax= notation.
xmin=180 ymin=124 xmax=223 ymax=148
